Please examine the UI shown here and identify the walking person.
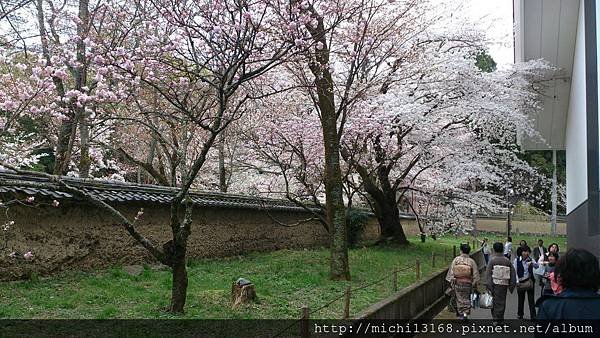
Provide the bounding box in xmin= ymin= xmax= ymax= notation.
xmin=514 ymin=246 xmax=538 ymax=320
xmin=532 ymin=239 xmax=547 ymax=262
xmin=539 ymin=252 xmax=559 ymax=296
xmin=480 ymin=237 xmax=490 ymax=264
xmin=503 ymin=237 xmax=512 ymax=260
xmin=538 ymin=248 xmax=600 ymax=319
xmin=486 ymin=242 xmax=516 ymax=325
xmin=446 ymin=244 xmax=480 ymax=320
xmin=516 ymin=240 xmax=528 ymax=259
xmin=547 ymin=243 xmax=560 ymax=255
xmin=532 ymin=239 xmax=547 ymax=296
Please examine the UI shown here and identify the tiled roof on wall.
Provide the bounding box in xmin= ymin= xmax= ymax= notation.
xmin=0 ymin=170 xmax=320 ymax=212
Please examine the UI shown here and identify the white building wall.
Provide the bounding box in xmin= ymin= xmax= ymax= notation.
xmin=565 ymin=0 xmax=588 ymax=214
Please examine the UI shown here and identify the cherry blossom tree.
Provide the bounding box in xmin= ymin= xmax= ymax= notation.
xmin=87 ymin=0 xmax=293 ymax=312
xmin=0 ymin=0 xmax=138 ymax=177
xmin=1 ymin=0 xmax=295 ymax=312
xmin=277 ymin=0 xmax=417 ymax=280
xmin=247 ymin=0 xmax=554 ymax=246
xmin=0 ymin=0 xmax=559 ymax=313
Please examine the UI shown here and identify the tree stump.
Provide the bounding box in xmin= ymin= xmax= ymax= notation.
xmin=231 ymin=278 xmax=256 ymax=307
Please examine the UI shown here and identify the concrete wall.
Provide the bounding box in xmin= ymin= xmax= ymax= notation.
xmin=1 ymin=201 xmax=380 ymax=280
xmin=566 ymin=0 xmax=588 ymax=214
xmin=399 ymin=216 xmax=567 ymax=236
xmin=474 ymin=217 xmax=567 ymax=236
xmin=565 ymin=0 xmax=600 ymax=259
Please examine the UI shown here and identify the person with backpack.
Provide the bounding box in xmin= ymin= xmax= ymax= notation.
xmin=446 ymin=243 xmax=480 ymax=319
xmin=486 ymin=242 xmax=517 ymax=325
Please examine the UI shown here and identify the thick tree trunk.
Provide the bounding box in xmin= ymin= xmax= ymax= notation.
xmin=323 ymin=132 xmax=350 ymax=280
xmin=78 ymin=116 xmax=91 ymax=178
xmin=170 ymin=256 xmax=188 ymax=312
xmin=297 ymin=5 xmax=349 ymax=280
xmin=36 ymin=0 xmax=74 ymax=176
xmin=53 ymin=121 xmax=76 ymax=175
xmin=166 ymin=198 xmax=193 ymax=313
xmin=345 ymin=155 xmax=409 ymax=245
xmin=376 ymin=196 xmax=409 ymax=245
xmin=75 ymin=0 xmax=90 ymax=178
xmin=316 ymin=68 xmax=349 ymax=281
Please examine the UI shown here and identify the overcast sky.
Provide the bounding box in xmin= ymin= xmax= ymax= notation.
xmin=462 ymin=0 xmax=514 ymax=67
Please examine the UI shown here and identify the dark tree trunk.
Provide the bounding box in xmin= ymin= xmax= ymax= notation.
xmin=323 ymin=127 xmax=350 ymax=280
xmin=78 ymin=115 xmax=91 ymax=178
xmin=297 ymin=2 xmax=350 ymax=280
xmin=218 ymin=133 xmax=227 ymax=192
xmin=53 ymin=120 xmax=76 ymax=175
xmin=317 ymin=65 xmax=349 ymax=281
xmin=346 ymin=156 xmax=409 ymax=245
xmin=170 ymin=256 xmax=188 ymax=312
xmin=165 ymin=198 xmax=193 ymax=313
xmin=376 ymin=196 xmax=409 ymax=245
xmin=164 ymin=234 xmax=189 ymax=313
xmin=36 ymin=0 xmax=74 ymax=176
xmin=75 ymin=0 xmax=90 ymax=178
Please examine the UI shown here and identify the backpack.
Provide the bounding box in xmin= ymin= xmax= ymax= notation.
xmin=453 ymin=261 xmax=472 ymax=278
xmin=492 ymin=265 xmax=511 ymax=285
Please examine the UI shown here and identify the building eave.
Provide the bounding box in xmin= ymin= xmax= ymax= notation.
xmin=514 ymin=0 xmax=580 ymax=151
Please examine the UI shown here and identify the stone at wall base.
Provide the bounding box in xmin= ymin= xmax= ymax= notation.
xmin=123 ymin=265 xmax=144 ymax=276
xmin=149 ymin=264 xmax=169 ymax=271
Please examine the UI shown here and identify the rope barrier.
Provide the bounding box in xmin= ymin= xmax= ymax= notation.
xmin=310 ymin=293 xmax=347 ymax=314
xmin=310 ymin=263 xmax=418 ymax=315
xmin=350 ymin=264 xmax=416 ymax=293
xmin=272 ymin=257 xmax=446 ymax=337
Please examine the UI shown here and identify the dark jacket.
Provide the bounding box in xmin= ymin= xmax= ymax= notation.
xmin=514 ymin=256 xmax=536 ymax=282
xmin=486 ymin=253 xmax=517 ymax=292
xmin=537 ymin=288 xmax=600 ymax=320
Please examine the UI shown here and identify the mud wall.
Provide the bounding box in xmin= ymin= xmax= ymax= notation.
xmin=1 ymin=201 xmax=380 ymax=280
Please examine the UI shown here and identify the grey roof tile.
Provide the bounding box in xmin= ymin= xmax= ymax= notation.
xmin=0 ymin=170 xmax=321 ymax=213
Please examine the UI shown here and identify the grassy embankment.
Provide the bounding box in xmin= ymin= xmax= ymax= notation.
xmin=0 ymin=233 xmax=566 ymax=319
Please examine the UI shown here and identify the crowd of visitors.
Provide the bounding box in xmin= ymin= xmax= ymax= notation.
xmin=445 ymin=236 xmax=600 ymax=324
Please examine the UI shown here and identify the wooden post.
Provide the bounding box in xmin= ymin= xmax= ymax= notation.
xmin=415 ymin=258 xmax=421 ymax=280
xmin=392 ymin=269 xmax=398 ymax=292
xmin=343 ymin=286 xmax=351 ymax=319
xmin=301 ymin=306 xmax=309 ymax=338
xmin=453 ymin=245 xmax=457 ymax=258
xmin=431 ymin=251 xmax=436 ymax=268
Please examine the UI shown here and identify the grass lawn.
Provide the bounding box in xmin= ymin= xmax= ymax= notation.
xmin=0 ymin=232 xmax=566 ymax=319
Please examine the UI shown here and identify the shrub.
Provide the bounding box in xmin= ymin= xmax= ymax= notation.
xmin=347 ymin=208 xmax=370 ymax=247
